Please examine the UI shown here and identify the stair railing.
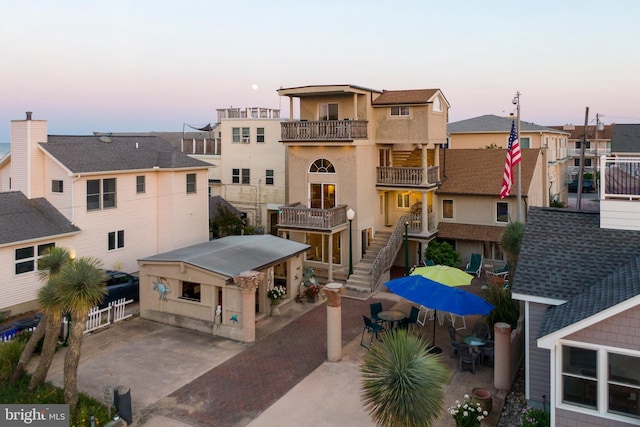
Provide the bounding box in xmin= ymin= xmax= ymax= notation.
xmin=369 ymin=215 xmax=410 ymax=292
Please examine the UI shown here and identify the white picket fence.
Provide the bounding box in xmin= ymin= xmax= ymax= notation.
xmin=83 ymin=298 xmax=133 ymax=334
xmin=1 ymin=327 xmax=36 ymax=343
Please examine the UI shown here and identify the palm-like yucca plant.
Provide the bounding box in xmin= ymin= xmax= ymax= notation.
xmin=55 ymin=257 xmax=107 ymax=408
xmin=12 ymin=247 xmax=72 ymax=384
xmin=500 ymin=221 xmax=524 ymax=281
xmin=360 ymin=329 xmax=450 ymax=427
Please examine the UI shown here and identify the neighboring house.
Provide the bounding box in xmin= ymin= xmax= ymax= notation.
xmin=0 ymin=113 xmax=211 ymax=315
xmin=513 ymin=157 xmax=640 ymax=426
xmin=212 ymin=107 xmax=285 ymax=235
xmin=448 ymin=115 xmax=570 ymax=205
xmin=548 ymin=121 xmax=612 ymax=182
xmin=434 ymin=148 xmax=544 ymax=264
xmin=138 ymin=234 xmax=309 ymax=342
xmin=276 ymin=84 xmax=448 ymax=294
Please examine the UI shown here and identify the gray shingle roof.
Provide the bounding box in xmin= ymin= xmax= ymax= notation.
xmin=448 ymin=115 xmax=567 ymax=134
xmin=41 ymin=135 xmax=210 ymax=173
xmin=538 ymin=257 xmax=640 ymax=337
xmin=513 ymin=207 xmax=640 ymax=301
xmin=611 ymin=123 xmax=640 ymax=153
xmin=139 ymin=235 xmax=310 ymax=278
xmin=0 ymin=191 xmax=80 ymax=245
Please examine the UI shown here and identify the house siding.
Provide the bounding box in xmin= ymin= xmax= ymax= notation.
xmin=565 ymin=306 xmax=640 ymax=349
xmin=529 ymin=302 xmax=551 ymax=404
xmin=556 ymin=407 xmax=632 ymax=426
xmin=10 ymin=119 xmax=47 ymax=199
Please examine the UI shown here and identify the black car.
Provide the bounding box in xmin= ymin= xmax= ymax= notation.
xmin=100 ymin=271 xmax=139 ymax=307
xmin=568 ymin=179 xmax=595 ymax=193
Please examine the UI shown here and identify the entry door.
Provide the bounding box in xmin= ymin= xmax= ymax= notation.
xmin=310 ymin=183 xmax=336 ymax=209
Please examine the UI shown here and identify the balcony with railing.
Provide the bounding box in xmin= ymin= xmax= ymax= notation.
xmin=376 ymin=166 xmax=440 ymax=187
xmin=277 ymin=203 xmax=348 ymax=231
xmin=280 ymin=120 xmax=367 ymax=141
xmin=599 ymin=156 xmax=640 ymax=230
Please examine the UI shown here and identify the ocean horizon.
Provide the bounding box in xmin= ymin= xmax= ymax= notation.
xmin=0 ymin=143 xmax=9 ymax=155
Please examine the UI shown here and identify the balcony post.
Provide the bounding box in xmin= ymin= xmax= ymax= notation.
xmin=421 ymin=192 xmax=429 ymax=234
xmin=421 ymin=145 xmax=428 ymax=185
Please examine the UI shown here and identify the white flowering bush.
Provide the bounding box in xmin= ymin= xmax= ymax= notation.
xmin=267 ymin=285 xmax=286 ymax=304
xmin=447 ymin=394 xmax=487 ymax=427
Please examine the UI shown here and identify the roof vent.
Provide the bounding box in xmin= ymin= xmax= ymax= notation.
xmin=99 ymin=136 xmax=112 ymax=143
xmin=26 ymin=111 xmax=32 ymax=120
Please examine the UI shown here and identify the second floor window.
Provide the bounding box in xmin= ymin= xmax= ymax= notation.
xmin=87 ymin=178 xmax=116 ymax=211
xmin=496 ymin=202 xmax=509 ymax=223
xmin=232 ymin=168 xmax=250 ymax=184
xmin=319 ymin=103 xmax=339 ymax=121
xmin=136 ymin=175 xmax=145 ymax=193
xmin=442 ymin=200 xmax=453 ymax=219
xmin=391 ymin=106 xmax=410 ymax=116
xmin=51 ymin=180 xmax=63 ymax=193
xmin=186 ymin=173 xmax=196 ymax=194
xmin=15 ymin=242 xmax=54 ymax=275
xmin=257 ymin=127 xmax=265 ymax=143
xmin=108 ymin=230 xmax=125 ymax=250
xmin=266 ymin=169 xmax=274 ymax=185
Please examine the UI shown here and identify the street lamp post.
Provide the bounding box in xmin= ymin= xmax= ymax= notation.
xmin=347 ymin=208 xmax=355 ymax=277
xmin=404 ymin=221 xmax=409 ymax=276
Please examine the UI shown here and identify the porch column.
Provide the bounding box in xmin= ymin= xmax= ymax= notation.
xmin=327 ymin=234 xmax=333 ymax=282
xmin=233 ymin=270 xmax=265 ymax=343
xmin=324 ymin=283 xmax=344 ymax=362
xmin=421 ymin=145 xmax=428 ymax=185
xmin=494 ymin=322 xmax=512 ymax=391
xmin=421 ymin=192 xmax=429 ymax=234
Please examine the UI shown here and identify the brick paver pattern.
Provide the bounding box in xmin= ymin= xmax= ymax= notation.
xmin=145 ymin=299 xmax=374 ymax=427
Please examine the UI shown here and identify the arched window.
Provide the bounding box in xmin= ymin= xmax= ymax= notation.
xmin=309 ymin=159 xmax=335 ymax=173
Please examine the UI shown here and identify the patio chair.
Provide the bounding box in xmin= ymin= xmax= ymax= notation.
xmin=360 ymin=315 xmax=386 ymax=349
xmin=369 ymin=302 xmax=383 ymax=323
xmin=448 ymin=325 xmax=464 ymax=358
xmin=423 ymin=259 xmax=436 ymax=266
xmin=470 ymin=321 xmax=491 ymax=341
xmin=416 ymin=305 xmax=432 ymax=327
xmin=486 ymin=263 xmax=509 ymax=288
xmin=481 ymin=340 xmax=495 ymax=366
xmin=465 ymin=253 xmax=483 ymax=278
xmin=399 ymin=306 xmax=420 ymax=332
xmin=458 ymin=343 xmax=480 ymax=374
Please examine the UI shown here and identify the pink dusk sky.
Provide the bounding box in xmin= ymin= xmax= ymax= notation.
xmin=1 ymin=0 xmax=639 ymax=143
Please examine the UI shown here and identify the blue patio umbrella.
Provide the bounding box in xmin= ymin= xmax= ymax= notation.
xmin=384 ymin=275 xmax=495 ymax=351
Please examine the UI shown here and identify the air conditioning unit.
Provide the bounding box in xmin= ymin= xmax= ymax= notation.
xmin=241 ymin=138 xmax=250 ymax=143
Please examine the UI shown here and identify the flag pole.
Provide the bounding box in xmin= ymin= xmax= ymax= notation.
xmin=513 ymin=92 xmax=522 ymax=222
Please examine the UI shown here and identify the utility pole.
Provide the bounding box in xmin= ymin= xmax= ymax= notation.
xmin=577 ymin=107 xmax=589 ymax=210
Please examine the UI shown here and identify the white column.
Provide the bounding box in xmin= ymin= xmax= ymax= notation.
xmin=324 ymin=283 xmax=344 ymax=362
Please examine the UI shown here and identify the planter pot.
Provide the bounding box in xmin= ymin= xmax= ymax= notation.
xmin=270 ymin=305 xmax=280 ymax=316
xmin=471 ymin=387 xmax=492 ymax=414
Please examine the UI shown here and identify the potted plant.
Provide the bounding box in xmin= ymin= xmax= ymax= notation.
xmin=303 ymin=284 xmax=321 ymax=303
xmin=267 ymin=285 xmax=286 ymax=306
xmin=447 ymin=394 xmax=488 ymax=427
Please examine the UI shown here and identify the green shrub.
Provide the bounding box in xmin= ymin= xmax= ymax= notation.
xmin=0 ymin=339 xmax=27 ymax=383
xmin=481 ymin=285 xmax=520 ymax=330
xmin=521 ymin=407 xmax=550 ymax=427
xmin=424 ymin=241 xmax=461 ymax=267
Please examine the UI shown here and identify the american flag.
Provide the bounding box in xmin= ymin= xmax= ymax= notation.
xmin=500 ymin=120 xmax=522 ymax=199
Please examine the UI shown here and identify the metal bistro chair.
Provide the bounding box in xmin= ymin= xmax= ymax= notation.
xmin=361 ymin=315 xmax=386 ymax=349
xmin=399 ymin=306 xmax=420 ymax=332
xmin=458 ymin=342 xmax=480 ymax=374
xmin=448 ymin=324 xmax=464 ymax=358
xmin=471 ymin=321 xmax=491 ymax=341
xmin=369 ymin=302 xmax=383 ymax=324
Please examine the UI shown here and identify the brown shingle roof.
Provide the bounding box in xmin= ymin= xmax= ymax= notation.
xmin=372 ymin=89 xmax=439 ymax=105
xmin=547 ymin=124 xmax=613 ymax=140
xmin=437 ymin=149 xmax=540 ymax=197
xmin=437 ymin=222 xmax=504 ymax=243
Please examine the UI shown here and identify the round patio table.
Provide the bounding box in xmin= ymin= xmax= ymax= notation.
xmin=377 ymin=310 xmax=406 ymax=330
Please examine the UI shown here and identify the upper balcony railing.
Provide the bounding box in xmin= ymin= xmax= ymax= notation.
xmin=181 ymin=138 xmax=221 ymax=155
xmin=376 ymin=166 xmax=439 ymax=187
xmin=281 ymin=120 xmax=367 ymax=141
xmin=601 ymin=156 xmax=640 ymax=200
xmin=568 ymin=147 xmax=611 ymax=157
xmin=277 ymin=204 xmax=348 ymax=230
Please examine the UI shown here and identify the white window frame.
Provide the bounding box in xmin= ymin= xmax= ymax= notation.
xmin=557 ymin=342 xmax=640 ymax=424
xmin=496 ymin=201 xmax=509 ymax=223
xmin=87 ymin=178 xmax=116 ymax=211
xmin=319 ymin=103 xmax=339 ymax=121
xmin=15 ymin=242 xmax=55 ymax=275
xmin=108 ymin=230 xmax=125 ymax=251
xmin=241 ymin=127 xmax=250 ymax=143
xmin=257 ymin=127 xmax=265 ymax=143
xmin=232 ymin=168 xmax=240 ymax=184
xmin=397 ymin=193 xmax=410 ymax=209
xmin=241 ymin=168 xmax=250 ymax=184
xmin=265 ymin=169 xmax=274 ymax=185
xmin=51 ymin=180 xmax=63 ymax=193
xmin=136 ymin=175 xmax=145 ymax=194
xmin=232 ymin=127 xmax=241 ymax=143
